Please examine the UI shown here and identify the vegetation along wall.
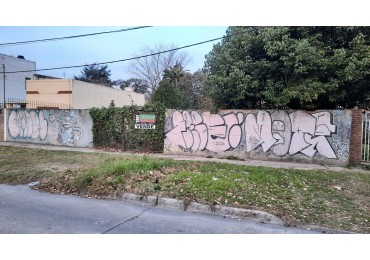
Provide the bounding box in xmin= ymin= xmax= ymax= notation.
xmin=164 ymin=109 xmax=353 ymax=166
xmin=89 ymin=103 xmax=165 ymax=153
xmin=5 ymin=109 xmax=93 ymax=147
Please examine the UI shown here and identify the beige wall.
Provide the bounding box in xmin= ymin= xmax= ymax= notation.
xmin=26 ymin=79 xmax=72 ymax=108
xmin=26 ymin=79 xmax=145 ymax=109
xmin=72 ymin=80 xmax=145 ymax=109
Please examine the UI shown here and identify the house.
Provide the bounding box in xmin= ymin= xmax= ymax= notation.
xmin=26 ymin=78 xmax=145 ymax=109
xmin=1 ymin=53 xmax=36 ymax=107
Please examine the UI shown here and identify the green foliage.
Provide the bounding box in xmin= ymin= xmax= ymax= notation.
xmin=163 ymin=61 xmax=187 ymax=88
xmin=90 ymin=101 xmax=123 ymax=150
xmin=176 ymin=70 xmax=215 ymax=110
xmin=74 ymin=63 xmax=112 ymax=87
xmin=121 ymin=102 xmax=166 ymax=152
xmin=204 ymin=26 xmax=370 ymax=110
xmin=152 ymin=71 xmax=214 ymax=110
xmin=112 ymin=78 xmax=149 ymax=95
xmin=151 ymin=81 xmax=190 ymax=109
xmin=89 ymin=101 xmax=166 ymax=152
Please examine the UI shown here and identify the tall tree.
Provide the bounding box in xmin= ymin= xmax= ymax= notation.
xmin=151 ymin=70 xmax=213 ymax=110
xmin=112 ymin=78 xmax=149 ymax=94
xmin=151 ymin=80 xmax=190 ymax=109
xmin=74 ymin=63 xmax=112 ymax=87
xmin=176 ymin=70 xmax=213 ymax=109
xmin=163 ymin=61 xmax=187 ymax=88
xmin=129 ymin=43 xmax=190 ymax=93
xmin=204 ymin=26 xmax=370 ymax=110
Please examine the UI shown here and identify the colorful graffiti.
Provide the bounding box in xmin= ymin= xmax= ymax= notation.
xmin=50 ymin=110 xmax=83 ymax=146
xmin=164 ymin=110 xmax=348 ymax=160
xmin=8 ymin=110 xmax=48 ymax=140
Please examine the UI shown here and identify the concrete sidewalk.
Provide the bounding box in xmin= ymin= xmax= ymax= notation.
xmin=1 ymin=141 xmax=368 ymax=173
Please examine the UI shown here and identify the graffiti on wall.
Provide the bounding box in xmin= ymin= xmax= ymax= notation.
xmin=8 ymin=110 xmax=48 ymax=140
xmin=50 ymin=110 xmax=83 ymax=146
xmin=164 ymin=110 xmax=347 ymax=160
xmin=7 ymin=109 xmax=90 ymax=147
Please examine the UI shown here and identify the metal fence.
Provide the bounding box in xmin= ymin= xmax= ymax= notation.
xmin=0 ymin=98 xmax=71 ymax=109
xmin=362 ymin=111 xmax=370 ymax=162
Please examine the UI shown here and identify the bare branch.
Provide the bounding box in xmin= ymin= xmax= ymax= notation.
xmin=128 ymin=43 xmax=190 ymax=93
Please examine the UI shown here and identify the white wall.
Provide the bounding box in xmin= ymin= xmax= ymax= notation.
xmin=0 ymin=54 xmax=36 ymax=102
xmin=72 ymin=80 xmax=145 ymax=109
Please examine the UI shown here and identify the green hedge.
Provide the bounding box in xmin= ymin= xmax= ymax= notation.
xmin=90 ymin=101 xmax=165 ymax=153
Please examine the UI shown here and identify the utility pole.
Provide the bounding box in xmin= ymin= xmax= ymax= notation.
xmin=2 ymin=64 xmax=5 ymax=108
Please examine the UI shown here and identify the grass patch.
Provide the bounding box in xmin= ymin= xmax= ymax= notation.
xmin=1 ymin=145 xmax=369 ymax=233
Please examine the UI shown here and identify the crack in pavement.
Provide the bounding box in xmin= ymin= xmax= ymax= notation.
xmin=100 ymin=208 xmax=152 ymax=234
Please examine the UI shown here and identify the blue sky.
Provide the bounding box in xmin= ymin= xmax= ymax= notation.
xmin=0 ymin=1 xmax=366 ymax=82
xmin=0 ymin=26 xmax=228 ymax=81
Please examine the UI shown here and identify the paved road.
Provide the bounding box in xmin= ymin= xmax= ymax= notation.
xmin=0 ymin=184 xmax=320 ymax=234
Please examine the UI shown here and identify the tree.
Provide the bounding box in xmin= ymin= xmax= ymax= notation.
xmin=74 ymin=63 xmax=112 ymax=87
xmin=163 ymin=61 xmax=187 ymax=88
xmin=151 ymin=80 xmax=190 ymax=109
xmin=204 ymin=26 xmax=370 ymax=110
xmin=151 ymin=70 xmax=213 ymax=110
xmin=112 ymin=78 xmax=149 ymax=94
xmin=176 ymin=70 xmax=213 ymax=110
xmin=129 ymin=43 xmax=191 ymax=93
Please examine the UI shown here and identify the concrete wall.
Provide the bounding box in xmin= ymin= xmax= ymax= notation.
xmin=25 ymin=79 xmax=145 ymax=109
xmin=26 ymin=79 xmax=73 ymax=108
xmin=72 ymin=80 xmax=145 ymax=108
xmin=164 ymin=109 xmax=352 ymax=165
xmin=5 ymin=109 xmax=93 ymax=147
xmin=1 ymin=54 xmax=36 ymax=102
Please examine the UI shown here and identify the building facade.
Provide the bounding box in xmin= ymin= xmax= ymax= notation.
xmin=1 ymin=53 xmax=36 ymax=107
xmin=26 ymin=79 xmax=145 ymax=109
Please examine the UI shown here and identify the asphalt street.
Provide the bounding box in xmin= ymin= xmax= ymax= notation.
xmin=0 ymin=184 xmax=320 ymax=234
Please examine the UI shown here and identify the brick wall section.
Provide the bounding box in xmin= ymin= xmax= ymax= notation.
xmin=349 ymin=109 xmax=363 ymax=164
xmin=0 ymin=109 xmax=4 ymax=142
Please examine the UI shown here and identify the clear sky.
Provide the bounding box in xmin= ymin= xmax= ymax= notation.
xmin=0 ymin=26 xmax=228 ymax=81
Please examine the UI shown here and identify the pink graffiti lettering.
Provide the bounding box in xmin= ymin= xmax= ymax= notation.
xmin=165 ymin=110 xmax=340 ymax=159
xmin=164 ymin=111 xmax=243 ymax=152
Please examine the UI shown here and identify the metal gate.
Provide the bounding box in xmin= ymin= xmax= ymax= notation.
xmin=362 ymin=111 xmax=370 ymax=162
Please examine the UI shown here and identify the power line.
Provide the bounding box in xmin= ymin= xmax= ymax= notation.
xmin=0 ymin=26 xmax=152 ymax=47
xmin=4 ymin=29 xmax=248 ymax=74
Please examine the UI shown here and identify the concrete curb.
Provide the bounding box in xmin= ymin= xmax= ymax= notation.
xmin=115 ymin=193 xmax=353 ymax=233
xmin=117 ymin=193 xmax=284 ymax=225
xmin=30 ymin=185 xmax=352 ymax=233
